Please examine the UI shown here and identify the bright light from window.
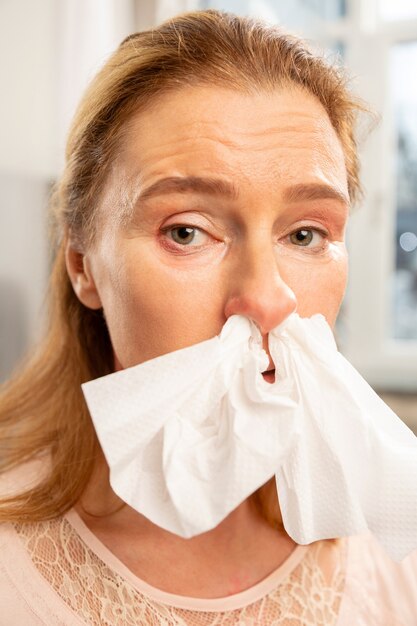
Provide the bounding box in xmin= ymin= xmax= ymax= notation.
xmin=399 ymin=232 xmax=417 ymax=252
xmin=380 ymin=0 xmax=417 ymax=21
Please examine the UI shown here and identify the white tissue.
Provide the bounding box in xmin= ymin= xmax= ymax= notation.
xmin=81 ymin=313 xmax=417 ymax=561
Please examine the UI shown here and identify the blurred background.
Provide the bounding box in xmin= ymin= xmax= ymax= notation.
xmin=0 ymin=0 xmax=416 ymax=429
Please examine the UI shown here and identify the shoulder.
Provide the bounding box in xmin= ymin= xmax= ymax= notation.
xmin=0 ymin=515 xmax=85 ymax=625
xmin=353 ymin=532 xmax=417 ymax=586
xmin=0 ymin=557 xmax=46 ymax=625
xmin=339 ymin=532 xmax=417 ymax=625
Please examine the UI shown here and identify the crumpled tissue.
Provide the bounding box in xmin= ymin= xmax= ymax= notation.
xmin=81 ymin=313 xmax=417 ymax=561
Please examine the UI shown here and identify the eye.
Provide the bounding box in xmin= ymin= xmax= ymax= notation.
xmin=164 ymin=225 xmax=210 ymax=247
xmin=289 ymin=228 xmax=325 ymax=249
xmin=171 ymin=226 xmax=196 ymax=245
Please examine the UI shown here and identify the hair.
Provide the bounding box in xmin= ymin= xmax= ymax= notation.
xmin=0 ymin=9 xmax=367 ymax=526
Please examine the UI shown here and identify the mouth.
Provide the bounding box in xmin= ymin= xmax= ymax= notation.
xmin=262 ymin=368 xmax=276 ymax=383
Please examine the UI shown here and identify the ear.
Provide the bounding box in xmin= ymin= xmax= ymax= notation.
xmin=65 ymin=240 xmax=102 ymax=310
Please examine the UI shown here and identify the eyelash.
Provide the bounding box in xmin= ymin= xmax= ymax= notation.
xmin=160 ymin=224 xmax=329 ymax=254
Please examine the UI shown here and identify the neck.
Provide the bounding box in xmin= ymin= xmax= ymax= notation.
xmin=77 ymin=457 xmax=274 ymax=550
xmin=75 ymin=455 xmax=297 ymax=596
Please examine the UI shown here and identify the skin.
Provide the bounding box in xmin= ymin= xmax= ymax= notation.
xmin=66 ymin=84 xmax=350 ymax=597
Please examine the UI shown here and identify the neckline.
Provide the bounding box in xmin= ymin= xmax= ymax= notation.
xmin=64 ymin=507 xmax=309 ymax=612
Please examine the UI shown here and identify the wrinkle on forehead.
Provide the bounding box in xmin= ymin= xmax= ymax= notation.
xmin=128 ymin=114 xmax=335 ymax=159
xmin=119 ymin=84 xmax=336 ymax=153
xmin=121 ymin=109 xmax=343 ymax=180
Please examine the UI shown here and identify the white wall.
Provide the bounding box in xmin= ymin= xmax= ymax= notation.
xmin=0 ymin=0 xmax=59 ymax=180
xmin=0 ymin=173 xmax=49 ymax=381
xmin=0 ymin=0 xmax=136 ymax=380
xmin=0 ymin=0 xmax=57 ymax=381
xmin=57 ymin=0 xmax=136 ymax=174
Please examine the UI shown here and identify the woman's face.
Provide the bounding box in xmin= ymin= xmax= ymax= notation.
xmin=68 ymin=85 xmax=350 ymax=371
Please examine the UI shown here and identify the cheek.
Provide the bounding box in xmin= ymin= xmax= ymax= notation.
xmin=277 ymin=247 xmax=348 ymax=327
xmin=95 ymin=247 xmax=226 ymax=367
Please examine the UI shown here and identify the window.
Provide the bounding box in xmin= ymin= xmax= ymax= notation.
xmin=390 ymin=41 xmax=417 ymax=341
xmin=380 ymin=0 xmax=417 ymax=22
xmin=199 ymin=0 xmax=346 ymax=31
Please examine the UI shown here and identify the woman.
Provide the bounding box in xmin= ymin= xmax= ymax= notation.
xmin=0 ymin=10 xmax=416 ymax=625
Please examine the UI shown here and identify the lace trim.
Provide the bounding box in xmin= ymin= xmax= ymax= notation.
xmin=14 ymin=517 xmax=346 ymax=625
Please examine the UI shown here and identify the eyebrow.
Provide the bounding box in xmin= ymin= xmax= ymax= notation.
xmin=136 ymin=176 xmax=239 ymax=203
xmin=282 ymin=183 xmax=350 ymax=207
xmin=134 ymin=176 xmax=350 ymax=208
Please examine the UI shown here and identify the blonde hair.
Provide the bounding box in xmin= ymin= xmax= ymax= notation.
xmin=0 ymin=10 xmax=366 ymax=525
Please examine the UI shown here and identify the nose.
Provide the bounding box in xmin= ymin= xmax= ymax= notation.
xmin=224 ymin=243 xmax=297 ymax=337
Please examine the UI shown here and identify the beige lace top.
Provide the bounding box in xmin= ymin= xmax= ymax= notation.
xmin=1 ymin=459 xmax=417 ymax=625
xmin=1 ymin=507 xmax=417 ymax=626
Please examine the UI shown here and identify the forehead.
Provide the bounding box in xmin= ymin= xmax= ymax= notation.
xmin=113 ymin=84 xmax=348 ymax=206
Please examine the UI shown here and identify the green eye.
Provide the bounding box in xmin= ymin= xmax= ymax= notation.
xmin=170 ymin=227 xmax=196 ymax=245
xmin=290 ymin=229 xmax=313 ymax=246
